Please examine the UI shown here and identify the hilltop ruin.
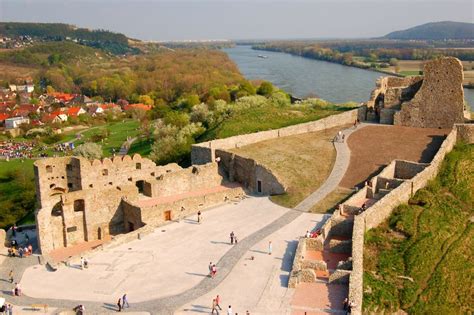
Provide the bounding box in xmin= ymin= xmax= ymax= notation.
xmin=362 ymin=57 xmax=466 ymax=128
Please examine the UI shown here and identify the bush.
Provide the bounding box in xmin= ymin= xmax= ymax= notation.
xmin=73 ymin=142 xmax=103 ymax=159
xmin=257 ymin=81 xmax=274 ymax=97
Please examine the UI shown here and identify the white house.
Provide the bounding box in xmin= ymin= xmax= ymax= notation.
xmin=5 ymin=116 xmax=30 ymax=129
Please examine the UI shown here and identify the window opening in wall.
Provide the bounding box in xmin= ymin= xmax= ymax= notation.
xmin=164 ymin=210 xmax=172 ymax=221
xmin=50 ymin=184 xmax=56 ymax=189
xmin=89 ymin=184 xmax=93 ymax=188
xmin=68 ymin=183 xmax=73 ymax=189
xmin=46 ymin=165 xmax=53 ymax=173
xmin=98 ymin=227 xmax=102 ymax=240
xmin=136 ymin=163 xmax=142 ymax=170
xmin=102 ymin=169 xmax=108 ymax=176
xmin=51 ymin=202 xmax=63 ymax=216
xmin=128 ymin=177 xmax=133 ymax=182
xmin=136 ymin=180 xmax=144 ymax=194
xmin=67 ymin=226 xmax=77 ymax=233
xmin=257 ymin=180 xmax=262 ymax=193
xmin=74 ymin=199 xmax=85 ymax=212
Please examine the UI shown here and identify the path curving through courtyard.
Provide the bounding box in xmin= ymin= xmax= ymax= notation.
xmin=0 ymin=123 xmax=363 ymax=314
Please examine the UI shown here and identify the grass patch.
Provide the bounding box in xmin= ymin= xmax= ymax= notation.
xmin=201 ymin=105 xmax=347 ymax=141
xmin=231 ymin=125 xmax=348 ymax=208
xmin=399 ymin=70 xmax=423 ymax=76
xmin=310 ymin=186 xmax=354 ymax=213
xmin=128 ymin=138 xmax=153 ymax=157
xmin=363 ymin=143 xmax=473 ymax=313
xmin=75 ymin=120 xmax=140 ymax=156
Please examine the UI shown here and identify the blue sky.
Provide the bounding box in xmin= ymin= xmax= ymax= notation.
xmin=1 ymin=0 xmax=472 ymax=40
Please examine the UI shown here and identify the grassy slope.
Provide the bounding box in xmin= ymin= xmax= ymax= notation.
xmin=363 ymin=143 xmax=473 ymax=313
xmin=201 ymin=105 xmax=346 ymax=141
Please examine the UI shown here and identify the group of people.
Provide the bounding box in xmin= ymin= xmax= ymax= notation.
xmin=0 ymin=140 xmax=35 ymax=159
xmin=342 ymin=298 xmax=356 ymax=314
xmin=305 ymin=229 xmax=321 ymax=238
xmin=0 ymin=303 xmax=13 ymax=315
xmin=229 ymin=231 xmax=238 ymax=244
xmin=116 ymin=293 xmax=129 ymax=312
xmin=211 ymin=295 xmax=251 ymax=315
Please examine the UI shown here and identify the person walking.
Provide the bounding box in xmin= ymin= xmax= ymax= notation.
xmin=197 ymin=211 xmax=202 ymax=223
xmin=122 ymin=293 xmax=129 ymax=308
xmin=211 ymin=264 xmax=217 ymax=278
xmin=209 ymin=262 xmax=213 ymax=277
xmin=230 ymin=231 xmax=235 ymax=245
xmin=215 ymin=295 xmax=223 ymax=310
xmin=211 ymin=298 xmax=218 ymax=314
xmin=268 ymin=241 xmax=272 ymax=255
xmin=80 ymin=257 xmax=85 ymax=270
xmin=117 ymin=297 xmax=122 ymax=312
xmin=227 ymin=305 xmax=233 ymax=315
xmin=8 ymin=270 xmax=13 ymax=283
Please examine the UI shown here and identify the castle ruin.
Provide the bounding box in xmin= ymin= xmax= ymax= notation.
xmin=362 ymin=57 xmax=466 ymax=128
xmin=34 ymin=154 xmax=244 ymax=255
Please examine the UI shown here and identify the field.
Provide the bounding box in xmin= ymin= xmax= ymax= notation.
xmin=363 ymin=143 xmax=473 ymax=313
xmin=230 ymin=125 xmax=347 ymax=208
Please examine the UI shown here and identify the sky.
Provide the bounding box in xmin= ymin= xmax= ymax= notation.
xmin=0 ymin=0 xmax=472 ymax=41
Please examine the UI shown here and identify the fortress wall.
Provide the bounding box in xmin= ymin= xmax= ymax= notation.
xmin=136 ymin=186 xmax=244 ymax=227
xmin=348 ymin=127 xmax=460 ymax=314
xmin=288 ymin=237 xmax=306 ymax=288
xmin=191 ymin=109 xmax=358 ymax=164
xmin=149 ymin=163 xmax=223 ymax=198
xmin=216 ymin=149 xmax=286 ymax=195
xmin=456 ymin=123 xmax=474 ymax=143
xmin=394 ymin=160 xmax=429 ymax=179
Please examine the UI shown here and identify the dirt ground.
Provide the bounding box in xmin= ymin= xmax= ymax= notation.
xmin=340 ymin=125 xmax=449 ymax=188
xmin=231 ymin=125 xmax=349 ymax=208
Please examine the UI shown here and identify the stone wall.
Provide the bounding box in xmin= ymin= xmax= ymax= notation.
xmin=191 ymin=109 xmax=358 ymax=165
xmin=34 ymin=154 xmax=239 ymax=255
xmin=456 ymin=123 xmax=474 ymax=143
xmin=216 ymin=150 xmax=286 ymax=195
xmin=394 ymin=58 xmax=465 ymax=128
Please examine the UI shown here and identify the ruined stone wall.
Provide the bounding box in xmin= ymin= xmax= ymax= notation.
xmin=191 ymin=109 xmax=358 ymax=165
xmin=149 ymin=163 xmax=223 ymax=198
xmin=394 ymin=57 xmax=465 ymax=128
xmin=216 ymin=150 xmax=286 ymax=195
xmin=456 ymin=123 xmax=474 ymax=143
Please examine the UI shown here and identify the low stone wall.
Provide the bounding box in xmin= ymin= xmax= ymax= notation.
xmin=288 ymin=237 xmax=306 ymax=288
xmin=347 ymin=126 xmax=469 ymax=315
xmin=191 ymin=109 xmax=358 ymax=164
xmin=455 ymin=123 xmax=474 ymax=144
xmin=216 ymin=150 xmax=286 ymax=195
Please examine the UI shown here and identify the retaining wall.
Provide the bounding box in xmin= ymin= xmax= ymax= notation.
xmin=191 ymin=109 xmax=358 ymax=164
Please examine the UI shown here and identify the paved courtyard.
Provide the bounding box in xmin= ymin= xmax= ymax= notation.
xmin=176 ymin=212 xmax=327 ymax=315
xmin=21 ymin=196 xmax=289 ymax=303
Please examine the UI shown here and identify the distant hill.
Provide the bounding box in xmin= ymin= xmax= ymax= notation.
xmin=0 ymin=22 xmax=139 ymax=54
xmin=383 ymin=21 xmax=474 ymax=40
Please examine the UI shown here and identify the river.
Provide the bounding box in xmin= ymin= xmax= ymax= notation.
xmin=224 ymin=45 xmax=474 ymax=109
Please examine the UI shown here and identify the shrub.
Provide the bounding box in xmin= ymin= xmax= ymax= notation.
xmin=73 ymin=142 xmax=103 ymax=159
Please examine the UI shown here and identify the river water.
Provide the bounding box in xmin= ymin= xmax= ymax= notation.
xmin=224 ymin=45 xmax=474 ymax=109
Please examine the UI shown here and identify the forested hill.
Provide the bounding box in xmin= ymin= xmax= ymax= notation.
xmin=0 ymin=22 xmax=139 ymax=54
xmin=383 ymin=21 xmax=474 ymax=40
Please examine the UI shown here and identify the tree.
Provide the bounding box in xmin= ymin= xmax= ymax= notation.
xmin=138 ymin=94 xmax=154 ymax=106
xmin=257 ymin=81 xmax=274 ymax=97
xmin=73 ymin=143 xmax=103 ymax=159
xmin=389 ymin=58 xmax=399 ymax=66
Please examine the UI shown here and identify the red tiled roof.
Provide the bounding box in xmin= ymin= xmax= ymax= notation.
xmin=67 ymin=107 xmax=82 ymax=117
xmin=0 ymin=113 xmax=9 ymax=121
xmin=123 ymin=103 xmax=151 ymax=111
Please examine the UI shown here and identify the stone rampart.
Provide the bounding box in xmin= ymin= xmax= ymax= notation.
xmin=191 ymin=109 xmax=358 ymax=164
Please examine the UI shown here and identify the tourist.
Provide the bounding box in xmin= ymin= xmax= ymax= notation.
xmin=211 ymin=264 xmax=217 ymax=278
xmin=80 ymin=257 xmax=85 ymax=270
xmin=246 ymin=311 xmax=250 ymax=315
xmin=342 ymin=297 xmax=349 ymax=311
xmin=18 ymin=247 xmax=24 ymax=258
xmin=14 ymin=283 xmax=21 ymax=296
xmin=117 ymin=297 xmax=122 ymax=312
xmin=342 ymin=134 xmax=345 ymax=142
xmin=197 ymin=211 xmax=202 ymax=223
xmin=28 ymin=244 xmax=33 ymax=254
xmin=337 ymin=131 xmax=342 ymax=142
xmin=230 ymin=231 xmax=235 ymax=245
xmin=122 ymin=293 xmax=129 ymax=308
xmin=234 ymin=235 xmax=238 ymax=244
xmin=74 ymin=304 xmax=85 ymax=315
xmin=211 ymin=298 xmax=218 ymax=314
xmin=9 ymin=270 xmax=13 ymax=283
xmin=215 ymin=294 xmax=223 ymax=310
xmin=84 ymin=257 xmax=89 ymax=269
xmin=305 ymin=230 xmax=310 ymax=238
xmin=209 ymin=262 xmax=213 ymax=277
xmin=7 ymin=303 xmax=12 ymax=315
xmin=227 ymin=305 xmax=233 ymax=315
xmin=268 ymin=241 xmax=272 ymax=255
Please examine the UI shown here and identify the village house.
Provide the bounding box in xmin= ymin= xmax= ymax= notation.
xmin=5 ymin=116 xmax=30 ymax=129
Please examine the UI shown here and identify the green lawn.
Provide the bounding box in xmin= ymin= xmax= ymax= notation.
xmin=0 ymin=159 xmax=36 ymax=228
xmin=128 ymin=138 xmax=153 ymax=157
xmin=363 ymin=143 xmax=473 ymax=313
xmin=399 ymin=70 xmax=423 ymax=76
xmin=74 ymin=120 xmax=141 ymax=156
